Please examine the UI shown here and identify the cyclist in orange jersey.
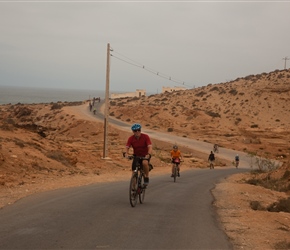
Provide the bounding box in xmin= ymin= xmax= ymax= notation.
xmin=170 ymin=145 xmax=183 ymax=177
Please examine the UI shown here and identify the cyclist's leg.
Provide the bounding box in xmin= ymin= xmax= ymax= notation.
xmin=131 ymin=159 xmax=138 ymax=186
xmin=142 ymin=159 xmax=150 ymax=185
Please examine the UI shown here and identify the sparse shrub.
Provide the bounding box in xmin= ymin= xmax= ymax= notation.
xmin=205 ymin=111 xmax=221 ymax=118
xmin=235 ymin=117 xmax=242 ymax=125
xmin=209 ymin=86 xmax=219 ymax=92
xmin=51 ymin=103 xmax=62 ymax=110
xmin=250 ymin=200 xmax=265 ymax=211
xmin=195 ymin=91 xmax=206 ymax=97
xmin=274 ymin=240 xmax=290 ymax=249
xmin=46 ymin=151 xmax=72 ymax=167
xmin=267 ymin=197 xmax=290 ymax=213
xmin=150 ymin=113 xmax=158 ymax=118
xmin=167 ymin=128 xmax=173 ymax=132
xmin=229 ymin=89 xmax=238 ymax=95
xmin=282 ymin=170 xmax=290 ymax=179
xmin=14 ymin=139 xmax=25 ymax=148
xmin=251 ymin=124 xmax=259 ymax=128
xmin=5 ymin=118 xmax=15 ymax=125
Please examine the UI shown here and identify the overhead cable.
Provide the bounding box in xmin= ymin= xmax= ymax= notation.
xmin=110 ymin=49 xmax=192 ymax=88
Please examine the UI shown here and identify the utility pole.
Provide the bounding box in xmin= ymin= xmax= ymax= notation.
xmin=282 ymin=56 xmax=289 ymax=69
xmin=103 ymin=43 xmax=111 ymax=159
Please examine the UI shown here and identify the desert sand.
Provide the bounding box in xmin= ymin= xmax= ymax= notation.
xmin=0 ymin=68 xmax=290 ymax=249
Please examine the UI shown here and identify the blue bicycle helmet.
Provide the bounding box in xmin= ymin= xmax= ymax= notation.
xmin=131 ymin=123 xmax=141 ymax=131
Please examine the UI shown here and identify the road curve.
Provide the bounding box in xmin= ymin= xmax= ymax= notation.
xmin=84 ymin=102 xmax=253 ymax=169
xmin=0 ymin=102 xmax=255 ymax=249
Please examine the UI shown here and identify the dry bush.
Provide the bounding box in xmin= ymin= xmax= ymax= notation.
xmin=249 ymin=200 xmax=265 ymax=211
xmin=267 ymin=197 xmax=290 ymax=213
xmin=274 ymin=240 xmax=290 ymax=249
xmin=229 ymin=89 xmax=238 ymax=95
xmin=51 ymin=103 xmax=63 ymax=110
xmin=205 ymin=111 xmax=221 ymax=118
xmin=46 ymin=151 xmax=73 ymax=167
xmin=195 ymin=91 xmax=206 ymax=97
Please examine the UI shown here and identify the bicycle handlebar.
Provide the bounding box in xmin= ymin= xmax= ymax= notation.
xmin=122 ymin=152 xmax=150 ymax=160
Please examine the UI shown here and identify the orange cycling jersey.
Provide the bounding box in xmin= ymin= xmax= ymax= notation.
xmin=171 ymin=150 xmax=181 ymax=159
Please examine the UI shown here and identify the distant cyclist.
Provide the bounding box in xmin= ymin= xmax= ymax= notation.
xmin=170 ymin=145 xmax=182 ymax=177
xmin=124 ymin=123 xmax=152 ymax=186
xmin=208 ymin=151 xmax=215 ymax=169
xmin=235 ymin=154 xmax=240 ymax=168
xmin=213 ymin=144 xmax=219 ymax=153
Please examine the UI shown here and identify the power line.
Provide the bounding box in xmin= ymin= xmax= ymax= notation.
xmin=110 ymin=48 xmax=192 ymax=88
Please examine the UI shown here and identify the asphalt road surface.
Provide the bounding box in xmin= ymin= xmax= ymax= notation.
xmin=0 ymin=102 xmax=253 ymax=249
xmin=0 ymin=167 xmax=249 ymax=249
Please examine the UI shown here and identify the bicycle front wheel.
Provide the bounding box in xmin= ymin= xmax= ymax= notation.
xmin=173 ymin=166 xmax=177 ymax=182
xmin=129 ymin=173 xmax=138 ymax=207
xmin=138 ymin=174 xmax=146 ymax=204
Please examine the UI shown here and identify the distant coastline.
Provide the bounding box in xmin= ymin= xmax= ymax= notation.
xmin=0 ymin=86 xmax=105 ymax=105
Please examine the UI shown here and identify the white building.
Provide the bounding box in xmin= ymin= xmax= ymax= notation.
xmin=110 ymin=89 xmax=146 ymax=99
xmin=162 ymin=86 xmax=187 ymax=93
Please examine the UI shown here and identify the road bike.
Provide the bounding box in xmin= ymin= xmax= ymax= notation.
xmin=124 ymin=153 xmax=149 ymax=207
xmin=172 ymin=158 xmax=181 ymax=182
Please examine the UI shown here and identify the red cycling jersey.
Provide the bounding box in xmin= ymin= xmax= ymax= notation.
xmin=126 ymin=133 xmax=152 ymax=156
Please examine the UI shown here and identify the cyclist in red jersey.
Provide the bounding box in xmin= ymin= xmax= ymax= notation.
xmin=124 ymin=123 xmax=152 ymax=186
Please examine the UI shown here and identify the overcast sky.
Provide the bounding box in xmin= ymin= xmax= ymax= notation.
xmin=1 ymin=1 xmax=290 ymax=94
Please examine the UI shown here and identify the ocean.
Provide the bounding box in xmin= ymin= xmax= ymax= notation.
xmin=0 ymin=86 xmax=106 ymax=105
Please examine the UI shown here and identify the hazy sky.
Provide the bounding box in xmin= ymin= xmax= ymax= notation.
xmin=1 ymin=1 xmax=290 ymax=94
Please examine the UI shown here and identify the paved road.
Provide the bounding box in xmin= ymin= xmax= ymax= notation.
xmin=0 ymin=167 xmax=249 ymax=249
xmin=0 ymin=102 xmax=254 ymax=249
xmin=87 ymin=101 xmax=254 ymax=169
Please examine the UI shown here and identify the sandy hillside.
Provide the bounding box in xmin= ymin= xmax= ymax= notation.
xmin=0 ymin=69 xmax=290 ymax=249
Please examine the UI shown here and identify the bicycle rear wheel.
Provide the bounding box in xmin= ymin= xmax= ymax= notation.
xmin=138 ymin=174 xmax=146 ymax=204
xmin=129 ymin=173 xmax=138 ymax=207
xmin=173 ymin=166 xmax=177 ymax=182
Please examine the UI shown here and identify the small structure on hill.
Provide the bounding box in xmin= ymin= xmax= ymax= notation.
xmin=162 ymin=86 xmax=187 ymax=93
xmin=110 ymin=89 xmax=146 ymax=99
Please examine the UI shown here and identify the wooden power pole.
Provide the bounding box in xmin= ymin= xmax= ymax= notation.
xmin=103 ymin=43 xmax=110 ymax=159
xmin=282 ymin=56 xmax=289 ymax=69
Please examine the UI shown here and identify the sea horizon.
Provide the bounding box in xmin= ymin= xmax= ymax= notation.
xmin=0 ymin=86 xmax=106 ymax=105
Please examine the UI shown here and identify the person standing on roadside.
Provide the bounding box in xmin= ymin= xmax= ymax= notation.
xmin=235 ymin=154 xmax=240 ymax=168
xmin=124 ymin=123 xmax=152 ymax=186
xmin=208 ymin=151 xmax=215 ymax=169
